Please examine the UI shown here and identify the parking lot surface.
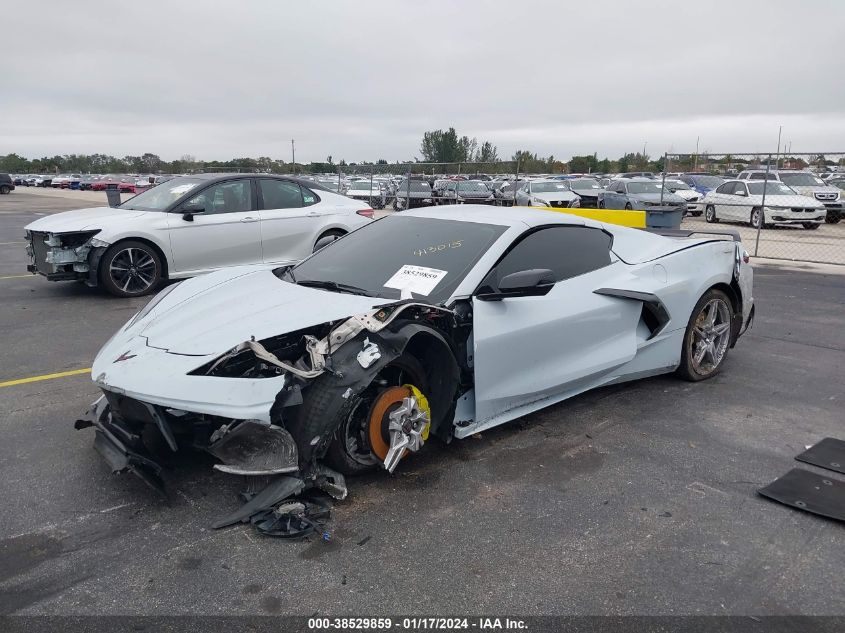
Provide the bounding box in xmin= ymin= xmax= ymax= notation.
xmin=1 ymin=190 xmax=844 ymax=616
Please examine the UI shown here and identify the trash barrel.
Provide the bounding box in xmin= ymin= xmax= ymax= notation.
xmin=645 ymin=208 xmax=684 ymax=229
xmin=105 ymin=183 xmax=121 ymax=208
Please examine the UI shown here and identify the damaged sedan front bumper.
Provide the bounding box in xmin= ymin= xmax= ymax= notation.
xmin=25 ymin=229 xmax=109 ymax=284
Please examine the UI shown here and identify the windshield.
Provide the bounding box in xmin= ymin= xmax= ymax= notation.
xmin=778 ymin=173 xmax=825 ymax=187
xmin=665 ymin=181 xmax=691 ymax=190
xmin=627 ymin=181 xmax=666 ymax=194
xmin=569 ymin=179 xmax=601 ymax=191
xmin=398 ymin=180 xmax=432 ymax=193
xmin=289 ymin=216 xmax=507 ymax=303
xmin=457 ymin=181 xmax=489 ymax=193
xmin=747 ymin=182 xmax=795 ymax=196
xmin=686 ymin=175 xmax=724 ymax=188
xmin=120 ymin=177 xmax=203 ymax=211
xmin=348 ymin=181 xmax=372 ymax=190
xmin=532 ymin=181 xmax=571 ymax=193
xmin=831 ymin=180 xmax=845 ymax=190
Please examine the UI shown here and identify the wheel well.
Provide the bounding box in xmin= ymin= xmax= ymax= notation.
xmin=104 ymin=237 xmax=170 ymax=279
xmin=402 ymin=331 xmax=460 ymax=440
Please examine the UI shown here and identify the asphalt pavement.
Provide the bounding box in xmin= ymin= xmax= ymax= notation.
xmin=1 ymin=189 xmax=843 ymax=616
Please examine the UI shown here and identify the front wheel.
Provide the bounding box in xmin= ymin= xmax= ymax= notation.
xmin=0 ymin=185 xmax=10 ymax=194
xmin=598 ymin=200 xmax=605 ymax=209
xmin=705 ymin=205 xmax=718 ymax=223
xmin=826 ymin=210 xmax=841 ymax=224
xmin=99 ymin=240 xmax=163 ymax=297
xmin=624 ymin=202 xmax=633 ymax=210
xmin=677 ymin=289 xmax=734 ymax=382
xmin=803 ymin=222 xmax=821 ymax=230
xmin=750 ymin=207 xmax=767 ymax=229
xmin=296 ymin=354 xmax=429 ymax=475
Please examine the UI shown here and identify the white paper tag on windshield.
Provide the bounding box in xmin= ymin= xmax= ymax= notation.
xmin=384 ymin=265 xmax=447 ymax=297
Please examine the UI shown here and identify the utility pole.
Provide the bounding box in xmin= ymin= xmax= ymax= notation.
xmin=693 ymin=136 xmax=700 ymax=171
xmin=291 ymin=139 xmax=296 ymax=174
xmin=775 ymin=126 xmax=782 ymax=169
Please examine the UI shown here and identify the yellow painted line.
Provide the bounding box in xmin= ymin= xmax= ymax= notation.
xmin=0 ymin=274 xmax=34 ymax=280
xmin=0 ymin=368 xmax=91 ymax=388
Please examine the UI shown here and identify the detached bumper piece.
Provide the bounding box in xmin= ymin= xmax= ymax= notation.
xmin=758 ymin=468 xmax=845 ymax=523
xmin=795 ymin=437 xmax=845 ymax=475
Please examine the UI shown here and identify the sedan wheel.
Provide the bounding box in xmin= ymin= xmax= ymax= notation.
xmin=750 ymin=207 xmax=766 ymax=229
xmin=313 ymin=230 xmax=346 ymax=253
xmin=677 ymin=289 xmax=734 ymax=381
xmin=803 ymin=222 xmax=820 ymax=230
xmin=705 ymin=205 xmax=718 ymax=223
xmin=99 ymin=240 xmax=162 ymax=297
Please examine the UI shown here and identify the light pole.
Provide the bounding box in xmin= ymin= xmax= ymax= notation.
xmin=291 ymin=139 xmax=296 ymax=174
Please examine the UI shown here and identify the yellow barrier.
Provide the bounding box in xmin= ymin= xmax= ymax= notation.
xmin=515 ymin=205 xmax=646 ymax=228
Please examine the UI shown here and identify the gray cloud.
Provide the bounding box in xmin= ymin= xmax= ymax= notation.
xmin=2 ymin=0 xmax=844 ymax=162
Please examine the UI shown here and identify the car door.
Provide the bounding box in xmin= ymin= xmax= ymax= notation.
xmin=471 ymin=226 xmax=641 ymax=427
xmin=730 ymin=181 xmax=752 ymax=220
xmin=256 ymin=178 xmax=325 ymax=264
xmin=514 ymin=183 xmax=530 ymax=206
xmin=166 ymin=178 xmax=261 ymax=274
xmin=710 ymin=182 xmax=733 ymax=219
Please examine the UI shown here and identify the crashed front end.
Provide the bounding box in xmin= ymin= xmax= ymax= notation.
xmin=25 ymin=229 xmax=109 ymax=284
xmin=76 ymin=299 xmax=459 ymax=535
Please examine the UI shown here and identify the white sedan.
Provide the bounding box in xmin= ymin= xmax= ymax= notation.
xmin=514 ymin=179 xmax=581 ymax=208
xmin=702 ymin=180 xmax=826 ymax=230
xmin=24 ymin=174 xmax=374 ymax=296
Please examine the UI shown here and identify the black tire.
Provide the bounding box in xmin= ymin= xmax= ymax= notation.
xmin=677 ymin=288 xmax=734 ymax=382
xmin=826 ymin=210 xmax=841 ymax=224
xmin=624 ymin=202 xmax=633 ymax=210
xmin=803 ymin=222 xmax=821 ymax=230
xmin=296 ymin=354 xmax=428 ymax=476
xmin=0 ymin=185 xmax=10 ymax=195
xmin=705 ymin=205 xmax=718 ymax=223
xmin=98 ymin=240 xmax=163 ymax=297
xmin=313 ymin=230 xmax=346 ymax=253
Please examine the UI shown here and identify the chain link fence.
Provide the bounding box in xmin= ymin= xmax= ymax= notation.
xmin=664 ymin=152 xmax=845 ymax=265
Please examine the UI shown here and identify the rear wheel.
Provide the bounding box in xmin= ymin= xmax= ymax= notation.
xmin=313 ymin=230 xmax=346 ymax=253
xmin=99 ymin=240 xmax=163 ymax=297
xmin=826 ymin=210 xmax=841 ymax=224
xmin=705 ymin=205 xmax=717 ymax=223
xmin=803 ymin=222 xmax=821 ymax=230
xmin=677 ymin=289 xmax=734 ymax=381
xmin=0 ymin=185 xmax=10 ymax=194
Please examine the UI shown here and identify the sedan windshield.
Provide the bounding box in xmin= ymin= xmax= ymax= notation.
xmin=778 ymin=173 xmax=825 ymax=187
xmin=348 ymin=181 xmax=372 ymax=190
xmin=665 ymin=181 xmax=691 ymax=190
xmin=457 ymin=181 xmax=489 ymax=193
xmin=748 ymin=182 xmax=795 ymax=196
xmin=120 ymin=178 xmax=204 ymax=211
xmin=686 ymin=175 xmax=724 ymax=188
xmin=287 ymin=216 xmax=507 ymax=303
xmin=569 ymin=179 xmax=601 ymax=191
xmin=627 ymin=181 xmax=666 ymax=194
xmin=532 ymin=182 xmax=571 ymax=193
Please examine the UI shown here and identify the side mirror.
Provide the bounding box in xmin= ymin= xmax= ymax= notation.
xmin=181 ymin=202 xmax=205 ymax=221
xmin=477 ymin=268 xmax=555 ymax=301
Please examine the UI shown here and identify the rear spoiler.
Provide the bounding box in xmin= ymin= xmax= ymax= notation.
xmin=643 ymin=228 xmax=741 ymax=242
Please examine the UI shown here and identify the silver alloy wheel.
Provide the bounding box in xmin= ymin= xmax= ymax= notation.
xmin=109 ymin=247 xmax=157 ymax=294
xmin=751 ymin=208 xmax=762 ymax=228
xmin=689 ymin=297 xmax=731 ymax=375
xmin=705 ymin=205 xmax=715 ymax=222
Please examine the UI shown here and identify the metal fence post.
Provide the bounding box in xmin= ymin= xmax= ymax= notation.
xmin=659 ymin=152 xmax=668 ymax=206
xmin=406 ymin=166 xmax=411 ymax=211
xmin=753 ymin=154 xmax=772 ymax=257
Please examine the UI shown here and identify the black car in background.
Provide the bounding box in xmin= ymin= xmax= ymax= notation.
xmin=0 ymin=173 xmax=15 ymax=194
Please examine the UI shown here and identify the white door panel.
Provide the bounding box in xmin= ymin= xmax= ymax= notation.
xmin=259 ymin=209 xmax=321 ymax=264
xmin=472 ymin=263 xmax=640 ymax=425
xmin=167 ymin=212 xmax=262 ymax=273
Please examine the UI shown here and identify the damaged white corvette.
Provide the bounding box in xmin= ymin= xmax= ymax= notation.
xmin=76 ymin=206 xmax=754 ymax=532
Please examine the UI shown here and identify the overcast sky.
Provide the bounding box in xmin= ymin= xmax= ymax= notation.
xmin=3 ymin=0 xmax=844 ymax=163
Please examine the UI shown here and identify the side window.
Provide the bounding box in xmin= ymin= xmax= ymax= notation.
xmin=617 ymin=182 xmax=627 ymax=193
xmin=259 ymin=179 xmax=303 ymax=209
xmin=737 ymin=173 xmax=748 ymax=180
xmin=186 ymin=180 xmax=253 ymax=214
xmin=301 ymin=185 xmax=319 ymax=207
xmin=716 ymin=182 xmax=735 ymax=194
xmin=480 ymin=226 xmax=613 ymax=290
xmin=734 ymin=182 xmax=748 ymax=195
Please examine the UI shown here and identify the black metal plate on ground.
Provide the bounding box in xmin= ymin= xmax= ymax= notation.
xmin=795 ymin=437 xmax=845 ymax=475
xmin=758 ymin=468 xmax=845 ymax=522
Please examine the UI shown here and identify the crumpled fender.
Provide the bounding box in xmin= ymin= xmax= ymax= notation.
xmin=286 ymin=321 xmax=459 ymax=468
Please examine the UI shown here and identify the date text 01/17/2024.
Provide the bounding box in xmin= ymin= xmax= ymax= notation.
xmin=307 ymin=617 xmax=528 ymax=630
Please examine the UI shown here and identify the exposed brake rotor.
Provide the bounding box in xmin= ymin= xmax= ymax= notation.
xmin=367 ymin=385 xmax=430 ymax=473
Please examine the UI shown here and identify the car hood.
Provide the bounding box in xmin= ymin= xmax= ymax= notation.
xmin=629 ymin=192 xmax=686 ymax=204
xmin=672 ymin=190 xmax=700 ymax=200
xmin=533 ymin=191 xmax=577 ymax=201
xmin=788 ymin=185 xmax=840 ymax=196
xmin=748 ymin=194 xmax=825 ymax=208
xmin=24 ymin=206 xmax=150 ymax=233
xmin=133 ymin=266 xmax=388 ymax=356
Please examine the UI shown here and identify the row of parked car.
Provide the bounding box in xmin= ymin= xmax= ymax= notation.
xmin=10 ymin=173 xmax=175 ymax=193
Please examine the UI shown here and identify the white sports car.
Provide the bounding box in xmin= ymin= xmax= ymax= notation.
xmin=76 ymin=206 xmax=754 ymax=529
xmin=24 ymin=174 xmax=374 ymax=297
